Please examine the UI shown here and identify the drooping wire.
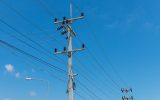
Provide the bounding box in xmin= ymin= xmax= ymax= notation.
xmin=0 ymin=28 xmax=67 ymax=65
xmin=73 ymin=55 xmax=120 ymax=96
xmin=34 ymin=0 xmax=120 ymax=98
xmin=0 ymin=17 xmax=68 ymax=66
xmin=35 ymin=0 xmax=56 ymax=16
xmin=0 ymin=40 xmax=97 ymax=100
xmin=0 ymin=39 xmax=67 ymax=73
xmin=75 ymin=30 xmax=121 ymax=89
xmin=71 ymin=1 xmax=128 ymax=87
xmin=0 ymin=14 xmax=104 ymax=100
xmin=0 ymin=0 xmax=64 ymax=46
xmin=77 ymin=80 xmax=102 ymax=100
xmin=0 ymin=0 xmax=122 ymax=99
xmin=0 ymin=35 xmax=102 ymax=99
xmin=2 ymin=0 xmax=121 ymax=99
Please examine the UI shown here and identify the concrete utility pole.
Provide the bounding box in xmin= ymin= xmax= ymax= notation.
xmin=54 ymin=1 xmax=85 ymax=100
xmin=121 ymin=88 xmax=133 ymax=100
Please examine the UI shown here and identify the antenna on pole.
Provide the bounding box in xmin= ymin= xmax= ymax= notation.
xmin=53 ymin=1 xmax=85 ymax=100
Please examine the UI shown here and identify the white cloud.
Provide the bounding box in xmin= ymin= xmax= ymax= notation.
xmin=3 ymin=98 xmax=11 ymax=100
xmin=30 ymin=91 xmax=37 ymax=96
xmin=5 ymin=64 xmax=14 ymax=73
xmin=15 ymin=72 xmax=20 ymax=78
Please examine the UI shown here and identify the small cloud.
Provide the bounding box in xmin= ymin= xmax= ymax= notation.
xmin=3 ymin=98 xmax=11 ymax=100
xmin=30 ymin=91 xmax=37 ymax=97
xmin=143 ymin=22 xmax=154 ymax=28
xmin=15 ymin=72 xmax=20 ymax=78
xmin=5 ymin=64 xmax=14 ymax=73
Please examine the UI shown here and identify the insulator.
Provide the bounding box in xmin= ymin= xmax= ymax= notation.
xmin=73 ymin=81 xmax=76 ymax=90
xmin=61 ymin=31 xmax=67 ymax=35
xmin=62 ymin=21 xmax=65 ymax=24
xmin=81 ymin=12 xmax=84 ymax=16
xmin=63 ymin=16 xmax=66 ymax=20
xmin=54 ymin=17 xmax=57 ymax=22
xmin=63 ymin=47 xmax=66 ymax=51
xmin=57 ymin=26 xmax=63 ymax=30
xmin=82 ymin=43 xmax=85 ymax=48
xmin=54 ymin=48 xmax=57 ymax=52
xmin=65 ymin=37 xmax=68 ymax=40
xmin=66 ymin=20 xmax=69 ymax=24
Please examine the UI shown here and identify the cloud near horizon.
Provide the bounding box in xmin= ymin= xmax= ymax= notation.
xmin=5 ymin=64 xmax=14 ymax=73
xmin=30 ymin=91 xmax=37 ymax=97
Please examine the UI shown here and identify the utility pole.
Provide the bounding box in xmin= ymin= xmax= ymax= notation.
xmin=54 ymin=0 xmax=85 ymax=100
xmin=121 ymin=88 xmax=133 ymax=100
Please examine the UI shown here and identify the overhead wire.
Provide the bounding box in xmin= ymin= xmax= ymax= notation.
xmin=34 ymin=0 xmax=120 ymax=99
xmin=0 ymin=17 xmax=68 ymax=67
xmin=71 ymin=1 xmax=128 ymax=87
xmin=0 ymin=0 xmax=121 ymax=99
xmin=0 ymin=36 xmax=99 ymax=99
xmin=1 ymin=45 xmax=89 ymax=100
xmin=0 ymin=14 xmax=103 ymax=100
xmin=0 ymin=0 xmax=69 ymax=65
xmin=73 ymin=55 xmax=120 ymax=96
xmin=0 ymin=0 xmax=63 ymax=46
xmin=0 ymin=39 xmax=67 ymax=73
xmin=0 ymin=27 xmax=67 ymax=65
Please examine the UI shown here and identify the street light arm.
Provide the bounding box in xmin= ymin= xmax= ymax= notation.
xmin=25 ymin=77 xmax=49 ymax=100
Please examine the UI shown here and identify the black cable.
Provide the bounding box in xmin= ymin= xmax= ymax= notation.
xmin=0 ymin=17 xmax=68 ymax=65
xmin=0 ymin=19 xmax=104 ymax=100
xmin=36 ymin=0 xmax=56 ymax=16
xmin=0 ymin=39 xmax=67 ymax=73
xmin=4 ymin=46 xmax=87 ymax=100
xmin=74 ymin=91 xmax=86 ymax=100
xmin=0 ymin=1 xmax=121 ymax=99
xmin=32 ymin=1 xmax=121 ymax=98
xmin=77 ymin=80 xmax=102 ymax=100
xmin=72 ymin=1 xmax=129 ymax=87
xmin=0 ymin=0 xmax=64 ymax=46
xmin=0 ymin=0 xmax=70 ymax=70
xmin=0 ymin=28 xmax=66 ymax=64
xmin=73 ymin=56 xmax=119 ymax=98
xmin=76 ymin=31 xmax=121 ymax=89
xmin=85 ymin=21 xmax=128 ymax=87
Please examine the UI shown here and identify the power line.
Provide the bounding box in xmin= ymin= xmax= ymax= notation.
xmin=0 ymin=0 xmax=64 ymax=46
xmin=0 ymin=13 xmax=104 ymax=100
xmin=0 ymin=0 xmax=125 ymax=99
xmin=71 ymin=1 xmax=129 ymax=87
xmin=0 ymin=0 xmax=71 ymax=69
xmin=76 ymin=32 xmax=121 ymax=89
xmin=0 ymin=28 xmax=66 ymax=64
xmin=0 ymin=39 xmax=98 ymax=100
xmin=0 ymin=39 xmax=67 ymax=73
xmin=35 ymin=0 xmax=121 ymax=99
xmin=35 ymin=0 xmax=56 ymax=16
xmin=0 ymin=17 xmax=68 ymax=66
xmin=85 ymin=22 xmax=128 ymax=87
xmin=1 ymin=25 xmax=110 ymax=97
xmin=0 ymin=39 xmax=100 ymax=100
xmin=73 ymin=55 xmax=119 ymax=97
xmin=77 ymin=80 xmax=101 ymax=100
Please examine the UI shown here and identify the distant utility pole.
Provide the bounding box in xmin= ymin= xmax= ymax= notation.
xmin=121 ymin=88 xmax=133 ymax=100
xmin=54 ymin=0 xmax=85 ymax=100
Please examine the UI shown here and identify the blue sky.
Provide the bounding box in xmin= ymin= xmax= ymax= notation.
xmin=0 ymin=0 xmax=160 ymax=100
